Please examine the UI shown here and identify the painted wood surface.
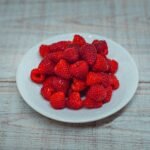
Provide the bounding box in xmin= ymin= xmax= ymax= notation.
xmin=0 ymin=0 xmax=150 ymax=149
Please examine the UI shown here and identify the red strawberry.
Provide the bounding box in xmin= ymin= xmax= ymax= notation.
xmin=54 ymin=59 xmax=71 ymax=79
xmin=39 ymin=45 xmax=50 ymax=57
xmin=73 ymin=34 xmax=86 ymax=46
xmin=86 ymin=72 xmax=102 ymax=86
xmin=30 ymin=68 xmax=45 ymax=83
xmin=87 ymin=84 xmax=106 ymax=102
xmin=93 ymin=54 xmax=109 ymax=72
xmin=63 ymin=47 xmax=79 ymax=63
xmin=92 ymin=40 xmax=108 ymax=55
xmin=47 ymin=51 xmax=63 ymax=63
xmin=109 ymin=59 xmax=118 ymax=73
xmin=52 ymin=76 xmax=70 ymax=94
xmin=41 ymin=86 xmax=54 ymax=100
xmin=38 ymin=57 xmax=55 ymax=75
xmin=67 ymin=92 xmax=83 ymax=109
xmin=84 ymin=98 xmax=103 ymax=109
xmin=50 ymin=92 xmax=65 ymax=109
xmin=70 ymin=60 xmax=89 ymax=79
xmin=79 ymin=44 xmax=97 ymax=65
xmin=103 ymin=86 xmax=113 ymax=103
xmin=71 ymin=78 xmax=86 ymax=92
xmin=109 ymin=74 xmax=120 ymax=90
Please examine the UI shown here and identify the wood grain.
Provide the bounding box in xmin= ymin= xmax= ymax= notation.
xmin=0 ymin=0 xmax=150 ymax=149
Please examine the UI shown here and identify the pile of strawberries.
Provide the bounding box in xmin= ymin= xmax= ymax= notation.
xmin=30 ymin=34 xmax=119 ymax=110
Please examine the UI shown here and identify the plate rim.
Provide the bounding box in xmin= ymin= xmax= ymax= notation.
xmin=16 ymin=32 xmax=139 ymax=123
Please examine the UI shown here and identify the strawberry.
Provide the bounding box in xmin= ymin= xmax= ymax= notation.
xmin=103 ymin=86 xmax=113 ymax=103
xmin=70 ymin=60 xmax=89 ymax=79
xmin=87 ymin=84 xmax=106 ymax=102
xmin=38 ymin=57 xmax=55 ymax=75
xmin=109 ymin=59 xmax=118 ymax=74
xmin=54 ymin=59 xmax=71 ymax=79
xmin=86 ymin=72 xmax=102 ymax=86
xmin=50 ymin=92 xmax=65 ymax=109
xmin=52 ymin=76 xmax=70 ymax=94
xmin=109 ymin=74 xmax=120 ymax=90
xmin=93 ymin=54 xmax=109 ymax=72
xmin=63 ymin=47 xmax=79 ymax=63
xmin=67 ymin=92 xmax=83 ymax=109
xmin=73 ymin=34 xmax=86 ymax=46
xmin=30 ymin=68 xmax=45 ymax=83
xmin=79 ymin=44 xmax=97 ymax=65
xmin=47 ymin=51 xmax=63 ymax=63
xmin=41 ymin=86 xmax=54 ymax=100
xmin=92 ymin=40 xmax=108 ymax=55
xmin=71 ymin=78 xmax=86 ymax=92
xmin=83 ymin=98 xmax=103 ymax=109
xmin=39 ymin=45 xmax=50 ymax=57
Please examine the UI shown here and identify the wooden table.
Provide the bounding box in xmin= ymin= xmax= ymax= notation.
xmin=0 ymin=0 xmax=150 ymax=149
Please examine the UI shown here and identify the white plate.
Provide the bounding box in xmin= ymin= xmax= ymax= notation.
xmin=16 ymin=33 xmax=139 ymax=123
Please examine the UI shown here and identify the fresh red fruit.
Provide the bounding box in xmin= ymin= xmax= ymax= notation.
xmin=100 ymin=73 xmax=110 ymax=88
xmin=92 ymin=40 xmax=108 ymax=55
xmin=52 ymin=76 xmax=70 ymax=94
xmin=109 ymin=59 xmax=118 ymax=73
xmin=41 ymin=86 xmax=54 ymax=100
xmin=86 ymin=72 xmax=102 ymax=86
xmin=109 ymin=74 xmax=120 ymax=90
xmin=54 ymin=59 xmax=71 ymax=79
xmin=71 ymin=78 xmax=86 ymax=92
xmin=67 ymin=92 xmax=83 ymax=109
xmin=87 ymin=84 xmax=106 ymax=102
xmin=30 ymin=68 xmax=45 ymax=83
xmin=70 ymin=60 xmax=89 ymax=79
xmin=93 ymin=54 xmax=109 ymax=72
xmin=67 ymin=43 xmax=80 ymax=50
xmin=103 ymin=86 xmax=113 ymax=103
xmin=48 ymin=41 xmax=71 ymax=53
xmin=43 ymin=76 xmax=54 ymax=87
xmin=73 ymin=34 xmax=86 ymax=46
xmin=38 ymin=57 xmax=55 ymax=75
xmin=50 ymin=92 xmax=65 ymax=109
xmin=47 ymin=51 xmax=64 ymax=63
xmin=63 ymin=47 xmax=79 ymax=63
xmin=39 ymin=45 xmax=50 ymax=57
xmin=79 ymin=44 xmax=97 ymax=65
xmin=84 ymin=98 xmax=103 ymax=108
